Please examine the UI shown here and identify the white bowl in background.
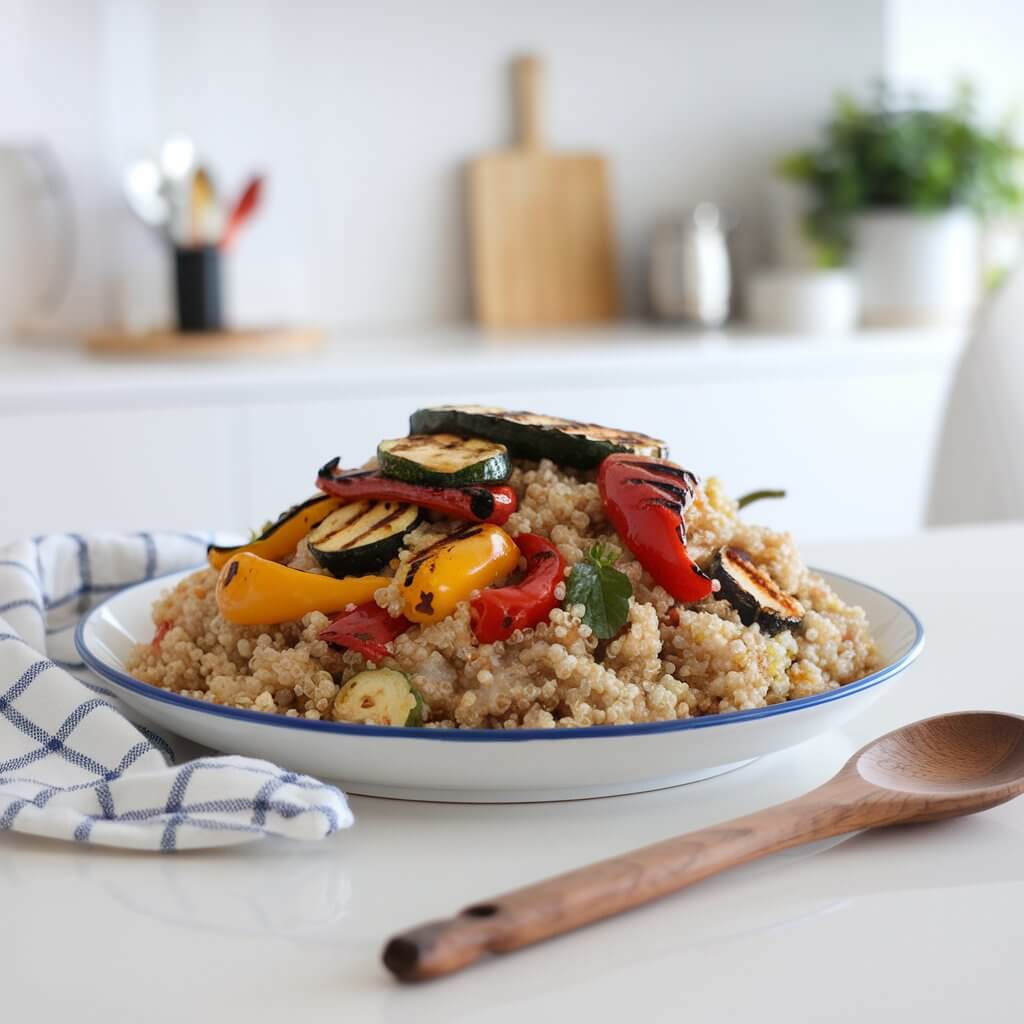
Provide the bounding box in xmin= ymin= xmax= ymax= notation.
xmin=747 ymin=268 xmax=859 ymax=334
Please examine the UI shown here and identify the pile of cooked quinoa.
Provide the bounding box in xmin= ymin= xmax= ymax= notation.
xmin=126 ymin=460 xmax=880 ymax=728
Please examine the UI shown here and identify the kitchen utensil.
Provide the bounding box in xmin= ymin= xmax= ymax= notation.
xmin=123 ymin=158 xmax=170 ymax=234
xmin=159 ymin=135 xmax=196 ymax=183
xmin=221 ymin=175 xmax=263 ymax=249
xmin=77 ymin=569 xmax=922 ymax=802
xmin=189 ymin=165 xmax=218 ymax=246
xmin=158 ymin=135 xmax=196 ymax=244
xmin=649 ymin=202 xmax=731 ymax=326
xmin=468 ymin=56 xmax=619 ymax=328
xmin=0 ymin=142 xmax=75 ymax=338
xmin=384 ymin=710 xmax=1023 ymax=981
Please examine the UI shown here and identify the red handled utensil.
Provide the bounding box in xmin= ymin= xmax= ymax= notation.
xmin=221 ymin=175 xmax=263 ymax=249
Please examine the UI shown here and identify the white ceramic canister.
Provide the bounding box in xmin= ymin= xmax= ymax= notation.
xmin=852 ymin=209 xmax=980 ymax=327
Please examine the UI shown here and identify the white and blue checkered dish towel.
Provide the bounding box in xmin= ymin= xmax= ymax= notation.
xmin=0 ymin=532 xmax=352 ymax=851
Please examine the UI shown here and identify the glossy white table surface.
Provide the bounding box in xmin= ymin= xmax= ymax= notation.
xmin=4 ymin=523 xmax=1021 ymax=1023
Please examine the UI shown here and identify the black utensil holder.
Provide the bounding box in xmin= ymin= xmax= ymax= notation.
xmin=174 ymin=245 xmax=224 ymax=332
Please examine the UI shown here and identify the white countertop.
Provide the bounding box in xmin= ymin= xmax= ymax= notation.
xmin=0 ymin=324 xmax=965 ymax=412
xmin=3 ymin=522 xmax=1020 ymax=1023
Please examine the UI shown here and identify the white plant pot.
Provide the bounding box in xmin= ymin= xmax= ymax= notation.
xmin=852 ymin=209 xmax=980 ymax=327
xmin=747 ymin=268 xmax=859 ymax=335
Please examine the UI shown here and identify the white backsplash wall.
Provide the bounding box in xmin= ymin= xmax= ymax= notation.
xmin=3 ymin=0 xmax=886 ymax=332
xmin=885 ymin=0 xmax=1024 ymax=118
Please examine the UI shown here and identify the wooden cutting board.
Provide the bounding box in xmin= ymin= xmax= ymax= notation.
xmin=468 ymin=57 xmax=620 ymax=328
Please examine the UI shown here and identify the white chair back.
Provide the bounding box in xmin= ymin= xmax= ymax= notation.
xmin=928 ymin=264 xmax=1024 ymax=526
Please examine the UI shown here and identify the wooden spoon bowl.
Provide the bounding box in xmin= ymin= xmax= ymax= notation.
xmin=849 ymin=711 xmax=1024 ymax=823
xmin=385 ymin=711 xmax=1024 ymax=982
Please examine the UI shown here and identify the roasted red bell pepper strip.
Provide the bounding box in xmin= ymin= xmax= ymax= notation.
xmin=598 ymin=453 xmax=713 ymax=603
xmin=470 ymin=533 xmax=565 ymax=643
xmin=151 ymin=619 xmax=174 ymax=650
xmin=319 ymin=602 xmax=411 ymax=662
xmin=316 ymin=459 xmax=517 ymax=525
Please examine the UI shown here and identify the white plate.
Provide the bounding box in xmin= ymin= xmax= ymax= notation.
xmin=76 ymin=568 xmax=923 ymax=803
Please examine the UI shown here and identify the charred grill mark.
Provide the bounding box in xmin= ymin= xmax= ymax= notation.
xmin=640 ymin=497 xmax=682 ymax=512
xmin=415 ymin=591 xmax=434 ymax=615
xmin=334 ymin=504 xmax=409 ymax=549
xmin=468 ymin=488 xmax=495 ymax=520
xmin=722 ymin=548 xmax=795 ymax=609
xmin=403 ymin=526 xmax=482 ymax=585
xmin=223 ymin=560 xmax=240 ymax=587
xmin=532 ymin=550 xmax=556 ymax=563
xmin=618 ymin=459 xmax=699 ymax=488
xmin=501 ymin=614 xmax=514 ymax=629
xmin=625 ymin=477 xmax=695 ymax=505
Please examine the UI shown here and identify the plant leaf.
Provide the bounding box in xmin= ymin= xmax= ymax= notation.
xmin=565 ymin=554 xmax=632 ymax=640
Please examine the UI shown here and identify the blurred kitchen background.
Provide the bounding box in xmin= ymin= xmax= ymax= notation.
xmin=2 ymin=0 xmax=1022 ymax=544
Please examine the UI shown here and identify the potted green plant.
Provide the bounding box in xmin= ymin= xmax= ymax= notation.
xmin=779 ymin=83 xmax=1022 ymax=326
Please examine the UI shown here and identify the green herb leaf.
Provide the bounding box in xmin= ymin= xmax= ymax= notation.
xmin=248 ymin=520 xmax=274 ymax=542
xmin=736 ymin=489 xmax=787 ymax=511
xmin=565 ymin=547 xmax=633 ymax=639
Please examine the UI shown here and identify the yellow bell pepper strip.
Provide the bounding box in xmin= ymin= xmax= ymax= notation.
xmin=400 ymin=524 xmax=519 ymax=625
xmin=208 ymin=494 xmax=344 ymax=571
xmin=216 ymin=552 xmax=389 ymax=625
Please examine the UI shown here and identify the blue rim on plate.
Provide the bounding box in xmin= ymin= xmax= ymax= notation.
xmin=76 ymin=566 xmax=924 ymax=744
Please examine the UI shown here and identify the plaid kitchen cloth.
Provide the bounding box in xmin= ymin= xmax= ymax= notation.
xmin=0 ymin=532 xmax=352 ymax=851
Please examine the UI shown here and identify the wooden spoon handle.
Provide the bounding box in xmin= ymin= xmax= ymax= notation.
xmin=383 ymin=782 xmax=888 ymax=982
xmin=514 ymin=55 xmax=543 ymax=149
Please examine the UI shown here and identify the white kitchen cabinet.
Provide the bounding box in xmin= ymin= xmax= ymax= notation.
xmin=0 ymin=326 xmax=963 ymax=544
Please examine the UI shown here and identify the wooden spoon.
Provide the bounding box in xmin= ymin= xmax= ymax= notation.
xmin=383 ymin=711 xmax=1024 ymax=982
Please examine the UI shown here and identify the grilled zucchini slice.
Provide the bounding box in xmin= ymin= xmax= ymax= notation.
xmin=307 ymin=500 xmax=419 ymax=577
xmin=710 ymin=547 xmax=805 ymax=635
xmin=409 ymin=405 xmax=668 ymax=469
xmin=378 ymin=433 xmax=511 ymax=485
xmin=333 ymin=668 xmax=424 ymax=726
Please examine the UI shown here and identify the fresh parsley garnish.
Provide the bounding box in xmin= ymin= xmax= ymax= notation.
xmin=736 ymin=488 xmax=786 ymax=511
xmin=564 ymin=543 xmax=633 ymax=639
